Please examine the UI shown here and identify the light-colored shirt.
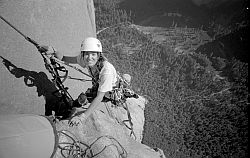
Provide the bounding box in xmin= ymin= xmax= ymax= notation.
xmin=98 ymin=61 xmax=117 ymax=92
xmin=77 ymin=54 xmax=117 ymax=92
xmin=68 ymin=53 xmax=117 ymax=92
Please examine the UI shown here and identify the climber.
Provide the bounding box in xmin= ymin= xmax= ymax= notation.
xmin=43 ymin=37 xmax=138 ymax=126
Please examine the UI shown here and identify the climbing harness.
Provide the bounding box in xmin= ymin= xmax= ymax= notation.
xmin=57 ymin=130 xmax=127 ymax=158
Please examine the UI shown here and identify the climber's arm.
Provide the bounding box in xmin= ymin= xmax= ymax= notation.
xmin=79 ymin=72 xmax=113 ymax=119
xmin=69 ymin=73 xmax=112 ymax=126
xmin=84 ymin=91 xmax=106 ymax=118
xmin=68 ymin=91 xmax=105 ymax=126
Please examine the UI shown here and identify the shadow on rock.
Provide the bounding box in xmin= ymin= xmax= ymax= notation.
xmin=1 ymin=56 xmax=72 ymax=118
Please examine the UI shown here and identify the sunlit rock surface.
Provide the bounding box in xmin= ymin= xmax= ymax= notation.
xmin=54 ymin=96 xmax=166 ymax=158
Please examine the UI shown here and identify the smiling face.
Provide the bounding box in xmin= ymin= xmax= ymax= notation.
xmin=83 ymin=51 xmax=99 ymax=67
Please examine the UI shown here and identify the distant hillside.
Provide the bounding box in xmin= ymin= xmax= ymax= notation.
xmin=94 ymin=1 xmax=248 ymax=157
xmin=119 ymin=0 xmax=207 ymax=27
xmin=196 ymin=25 xmax=249 ymax=63
xmin=118 ymin=0 xmax=247 ymax=29
xmin=132 ymin=24 xmax=212 ymax=54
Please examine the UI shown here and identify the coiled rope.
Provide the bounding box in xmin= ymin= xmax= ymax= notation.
xmin=57 ymin=130 xmax=127 ymax=158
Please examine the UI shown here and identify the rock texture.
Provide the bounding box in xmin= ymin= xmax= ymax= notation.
xmin=54 ymin=96 xmax=166 ymax=158
xmin=0 ymin=0 xmax=94 ymax=115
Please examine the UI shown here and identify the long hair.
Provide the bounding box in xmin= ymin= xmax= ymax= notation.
xmin=96 ymin=53 xmax=107 ymax=71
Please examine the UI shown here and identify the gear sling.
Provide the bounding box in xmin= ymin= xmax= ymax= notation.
xmin=81 ymin=63 xmax=138 ymax=105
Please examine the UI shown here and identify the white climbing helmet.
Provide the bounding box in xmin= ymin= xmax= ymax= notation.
xmin=80 ymin=37 xmax=102 ymax=53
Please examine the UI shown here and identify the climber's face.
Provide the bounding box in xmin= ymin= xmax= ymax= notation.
xmin=83 ymin=51 xmax=99 ymax=67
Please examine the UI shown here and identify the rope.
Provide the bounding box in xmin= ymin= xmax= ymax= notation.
xmin=1 ymin=15 xmax=28 ymax=39
xmin=40 ymin=53 xmax=74 ymax=103
xmin=51 ymin=56 xmax=93 ymax=79
xmin=67 ymin=76 xmax=92 ymax=82
xmin=57 ymin=130 xmax=127 ymax=158
xmin=121 ymin=102 xmax=136 ymax=140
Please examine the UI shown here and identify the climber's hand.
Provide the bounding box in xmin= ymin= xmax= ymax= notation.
xmin=68 ymin=116 xmax=81 ymax=126
xmin=68 ymin=113 xmax=87 ymax=127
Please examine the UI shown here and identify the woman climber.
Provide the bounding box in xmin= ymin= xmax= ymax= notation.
xmin=43 ymin=37 xmax=137 ymax=126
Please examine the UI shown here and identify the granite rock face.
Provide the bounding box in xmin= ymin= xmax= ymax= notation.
xmin=54 ymin=96 xmax=166 ymax=158
xmin=0 ymin=0 xmax=95 ymax=115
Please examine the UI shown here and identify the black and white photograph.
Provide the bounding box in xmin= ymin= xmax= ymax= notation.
xmin=0 ymin=0 xmax=248 ymax=157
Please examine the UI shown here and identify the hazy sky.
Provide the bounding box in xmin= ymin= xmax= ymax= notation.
xmin=191 ymin=0 xmax=240 ymax=6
